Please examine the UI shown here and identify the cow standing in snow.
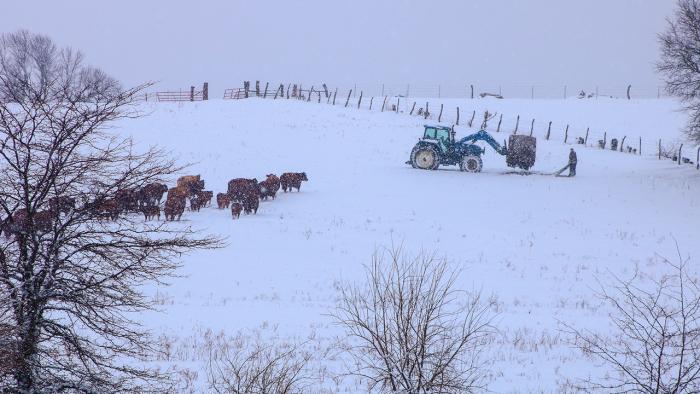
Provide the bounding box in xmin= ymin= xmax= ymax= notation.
xmin=280 ymin=172 xmax=308 ymax=192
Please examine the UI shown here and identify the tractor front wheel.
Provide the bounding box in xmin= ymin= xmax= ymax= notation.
xmin=460 ymin=155 xmax=483 ymax=173
xmin=411 ymin=146 xmax=439 ymax=170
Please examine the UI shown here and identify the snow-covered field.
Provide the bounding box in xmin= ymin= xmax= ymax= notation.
xmin=119 ymin=98 xmax=700 ymax=392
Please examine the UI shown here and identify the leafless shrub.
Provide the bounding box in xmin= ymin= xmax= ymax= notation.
xmin=206 ymin=338 xmax=313 ymax=394
xmin=565 ymin=247 xmax=700 ymax=393
xmin=332 ymin=246 xmax=495 ymax=393
xmin=658 ymin=0 xmax=700 ymax=143
xmin=0 ymin=31 xmax=219 ymax=392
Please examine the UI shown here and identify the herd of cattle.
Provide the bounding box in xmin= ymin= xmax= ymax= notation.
xmin=0 ymin=172 xmax=308 ymax=238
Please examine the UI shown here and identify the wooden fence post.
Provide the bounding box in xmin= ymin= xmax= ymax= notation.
xmin=678 ymin=144 xmax=683 ymax=165
xmin=658 ymin=139 xmax=661 ymax=159
xmin=425 ymin=102 xmax=429 ymax=119
xmin=323 ymin=83 xmax=329 ymax=98
xmin=298 ymin=84 xmax=302 ymax=100
xmin=697 ymin=146 xmax=699 ymax=169
xmin=532 ymin=119 xmax=537 ymax=137
xmin=639 ymin=137 xmax=642 ymax=155
xmin=381 ymin=96 xmax=387 ymax=112
xmin=456 ymin=107 xmax=460 ymax=125
xmin=496 ymin=114 xmax=502 ymax=133
xmin=332 ymin=88 xmax=337 ymax=105
xmin=564 ymin=125 xmax=569 ymax=143
xmin=584 ymin=127 xmax=589 ymax=145
xmin=468 ymin=110 xmax=475 ymax=127
xmin=396 ymin=98 xmax=400 ymax=113
xmin=357 ymin=91 xmax=363 ymax=109
xmin=190 ymin=86 xmax=195 ymax=101
xmin=603 ymin=131 xmax=607 ymax=149
xmin=255 ymin=81 xmax=260 ymax=97
xmin=620 ymin=136 xmax=626 ymax=152
xmin=627 ymin=85 xmax=631 ymax=100
xmin=263 ymin=82 xmax=269 ymax=98
xmin=369 ymin=97 xmax=374 ymax=110
xmin=244 ymin=81 xmax=250 ymax=98
xmin=308 ymin=87 xmax=313 ymax=102
xmin=317 ymin=91 xmax=321 ymax=103
xmin=345 ymin=89 xmax=352 ymax=107
xmin=410 ymin=102 xmax=416 ymax=115
xmin=470 ymin=84 xmax=474 ymax=99
xmin=544 ymin=121 xmax=550 ymax=139
xmin=514 ymin=115 xmax=520 ymax=134
xmin=203 ymin=82 xmax=209 ymax=100
xmin=438 ymin=104 xmax=443 ymax=122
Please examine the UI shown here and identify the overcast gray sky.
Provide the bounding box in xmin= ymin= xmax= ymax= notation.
xmin=0 ymin=0 xmax=677 ymax=97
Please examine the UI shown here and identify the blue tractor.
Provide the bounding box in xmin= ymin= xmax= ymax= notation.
xmin=407 ymin=125 xmax=536 ymax=172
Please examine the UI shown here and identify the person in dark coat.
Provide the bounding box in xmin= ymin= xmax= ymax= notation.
xmin=568 ymin=148 xmax=577 ymax=176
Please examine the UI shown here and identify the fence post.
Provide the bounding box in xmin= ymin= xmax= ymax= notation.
xmin=514 ymin=115 xmax=520 ymax=134
xmin=345 ymin=89 xmax=352 ymax=107
xmin=584 ymin=127 xmax=589 ymax=145
xmin=396 ymin=98 xmax=400 ymax=113
xmin=308 ymin=87 xmax=313 ymax=102
xmin=203 ymin=82 xmax=209 ymax=100
xmin=544 ymin=121 xmax=550 ymax=139
xmin=470 ymin=84 xmax=474 ymax=99
xmin=658 ymin=139 xmax=662 ymax=159
xmin=564 ymin=125 xmax=569 ymax=143
xmin=496 ymin=114 xmax=502 ymax=133
xmin=531 ymin=119 xmax=537 ymax=137
xmin=438 ymin=104 xmax=443 ymax=122
xmin=357 ymin=91 xmax=363 ymax=109
xmin=298 ymin=84 xmax=302 ymax=100
xmin=620 ymin=136 xmax=626 ymax=152
xmin=627 ymin=85 xmax=631 ymax=100
xmin=190 ymin=86 xmax=195 ymax=101
xmin=410 ymin=102 xmax=416 ymax=115
xmin=244 ymin=81 xmax=249 ymax=98
xmin=603 ymin=131 xmax=607 ymax=149
xmin=332 ymin=89 xmax=337 ymax=105
xmin=381 ymin=84 xmax=385 ymax=97
xmin=639 ymin=137 xmax=642 ymax=155
xmin=697 ymin=146 xmax=699 ymax=169
xmin=263 ymin=82 xmax=269 ymax=98
xmin=381 ymin=96 xmax=387 ymax=112
xmin=468 ymin=110 xmax=475 ymax=127
xmin=318 ymin=91 xmax=321 ymax=103
xmin=678 ymin=144 xmax=683 ymax=165
xmin=369 ymin=97 xmax=373 ymax=111
xmin=425 ymin=102 xmax=429 ymax=119
xmin=323 ymin=83 xmax=329 ymax=98
xmin=456 ymin=107 xmax=460 ymax=125
xmin=255 ymin=81 xmax=260 ymax=97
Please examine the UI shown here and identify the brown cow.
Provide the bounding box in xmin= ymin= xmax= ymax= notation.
xmin=189 ymin=195 xmax=203 ymax=212
xmin=2 ymin=209 xmax=53 ymax=237
xmin=216 ymin=193 xmax=231 ymax=209
xmin=141 ymin=205 xmax=160 ymax=221
xmin=280 ymin=172 xmax=308 ymax=192
xmin=164 ymin=198 xmax=185 ymax=221
xmin=115 ymin=188 xmax=139 ymax=213
xmin=95 ymin=199 xmax=119 ymax=221
xmin=231 ymin=202 xmax=243 ymax=219
xmin=227 ymin=178 xmax=260 ymax=202
xmin=49 ymin=196 xmax=76 ymax=215
xmin=139 ymin=183 xmax=168 ymax=206
xmin=259 ymin=174 xmax=280 ymax=200
xmin=197 ymin=190 xmax=213 ymax=207
xmin=167 ymin=187 xmax=189 ymax=203
xmin=177 ymin=175 xmax=205 ymax=197
xmin=242 ymin=190 xmax=259 ymax=215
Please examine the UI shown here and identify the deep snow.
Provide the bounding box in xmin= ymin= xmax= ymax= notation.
xmin=118 ymin=98 xmax=700 ymax=392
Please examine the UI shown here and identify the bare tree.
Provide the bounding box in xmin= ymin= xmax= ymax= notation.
xmin=332 ymin=247 xmax=494 ymax=393
xmin=206 ymin=339 xmax=313 ymax=394
xmin=566 ymin=248 xmax=700 ymax=393
xmin=658 ymin=0 xmax=700 ymax=143
xmin=0 ymin=31 xmax=218 ymax=392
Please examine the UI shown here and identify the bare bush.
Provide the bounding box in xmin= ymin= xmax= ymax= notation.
xmin=206 ymin=338 xmax=313 ymax=394
xmin=566 ymin=248 xmax=700 ymax=393
xmin=0 ymin=31 xmax=219 ymax=392
xmin=332 ymin=247 xmax=495 ymax=393
xmin=658 ymin=0 xmax=700 ymax=143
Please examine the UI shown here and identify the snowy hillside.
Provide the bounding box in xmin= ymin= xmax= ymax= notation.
xmin=120 ymin=98 xmax=700 ymax=392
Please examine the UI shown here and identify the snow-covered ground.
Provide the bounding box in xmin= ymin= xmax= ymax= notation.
xmin=119 ymin=98 xmax=700 ymax=392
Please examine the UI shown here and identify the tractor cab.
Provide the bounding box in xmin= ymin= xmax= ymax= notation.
xmin=422 ymin=125 xmax=453 ymax=153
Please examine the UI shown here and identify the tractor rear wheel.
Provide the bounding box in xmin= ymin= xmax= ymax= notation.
xmin=460 ymin=155 xmax=483 ymax=173
xmin=411 ymin=146 xmax=439 ymax=170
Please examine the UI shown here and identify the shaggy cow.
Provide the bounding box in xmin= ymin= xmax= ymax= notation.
xmin=197 ymin=190 xmax=213 ymax=207
xmin=164 ymin=198 xmax=185 ymax=221
xmin=227 ymin=178 xmax=260 ymax=202
xmin=49 ymin=196 xmax=76 ymax=215
xmin=216 ymin=193 xmax=231 ymax=209
xmin=139 ymin=183 xmax=168 ymax=206
xmin=167 ymin=187 xmax=189 ymax=204
xmin=95 ymin=199 xmax=119 ymax=221
xmin=141 ymin=205 xmax=160 ymax=221
xmin=231 ymin=202 xmax=243 ymax=219
xmin=259 ymin=174 xmax=281 ymax=200
xmin=280 ymin=172 xmax=308 ymax=192
xmin=242 ymin=191 xmax=259 ymax=215
xmin=177 ymin=175 xmax=205 ymax=197
xmin=115 ymin=188 xmax=139 ymax=213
